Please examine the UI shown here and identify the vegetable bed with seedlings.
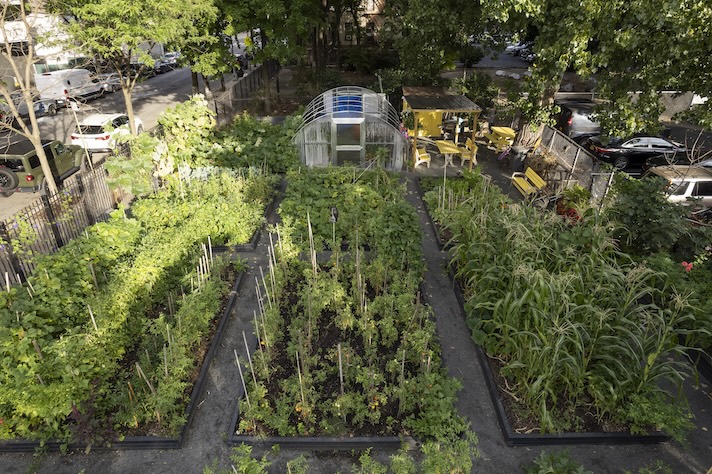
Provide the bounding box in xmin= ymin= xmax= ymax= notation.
xmin=0 ymin=171 xmax=274 ymax=450
xmin=422 ymin=168 xmax=704 ymax=443
xmin=233 ymin=168 xmax=476 ymax=460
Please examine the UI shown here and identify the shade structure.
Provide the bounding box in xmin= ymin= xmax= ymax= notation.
xmin=401 ymin=86 xmax=482 ymax=166
xmin=293 ymin=86 xmax=408 ymax=170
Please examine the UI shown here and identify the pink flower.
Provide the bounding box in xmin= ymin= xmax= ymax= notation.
xmin=681 ymin=261 xmax=693 ymax=273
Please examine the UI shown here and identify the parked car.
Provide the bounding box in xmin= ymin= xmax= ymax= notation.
xmin=122 ymin=63 xmax=156 ymax=80
xmin=0 ymin=140 xmax=85 ymax=196
xmin=153 ymin=59 xmax=174 ymax=74
xmin=98 ymin=72 xmax=122 ymax=93
xmin=645 ymin=165 xmax=712 ymax=207
xmin=505 ymin=41 xmax=533 ymax=55
xmin=587 ymin=135 xmax=687 ymax=170
xmin=161 ymin=51 xmax=181 ymax=67
xmin=70 ymin=113 xmax=143 ymax=153
xmin=0 ymin=91 xmax=58 ymax=125
xmin=554 ymin=99 xmax=601 ymax=143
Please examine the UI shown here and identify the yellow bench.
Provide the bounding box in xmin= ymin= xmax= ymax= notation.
xmin=511 ymin=167 xmax=546 ymax=197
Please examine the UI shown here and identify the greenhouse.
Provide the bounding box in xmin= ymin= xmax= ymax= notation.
xmin=293 ymin=86 xmax=408 ymax=170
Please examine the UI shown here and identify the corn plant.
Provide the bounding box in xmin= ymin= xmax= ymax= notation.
xmin=437 ymin=174 xmax=704 ymax=437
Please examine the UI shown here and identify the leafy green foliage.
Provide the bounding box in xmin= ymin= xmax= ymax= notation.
xmin=603 ymin=174 xmax=688 ymax=255
xmin=239 ymin=168 xmax=471 ymax=449
xmin=453 ymin=71 xmax=499 ymax=109
xmin=157 ymin=95 xmax=217 ymax=167
xmin=0 ymin=170 xmax=269 ymax=442
xmin=526 ymin=450 xmax=592 ymax=474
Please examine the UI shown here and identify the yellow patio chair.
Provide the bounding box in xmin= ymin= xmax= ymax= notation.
xmin=458 ymin=138 xmax=478 ymax=166
xmin=414 ymin=148 xmax=431 ymax=168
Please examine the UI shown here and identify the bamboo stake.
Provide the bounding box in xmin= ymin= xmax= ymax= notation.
xmin=88 ymin=306 xmax=98 ymax=332
xmin=26 ymin=287 xmax=33 ymax=299
xmin=338 ymin=343 xmax=346 ymax=422
xmin=296 ymin=351 xmax=306 ymax=408
xmin=242 ymin=330 xmax=258 ymax=388
xmin=135 ymin=363 xmax=155 ymax=395
xmin=208 ymin=236 xmax=214 ymax=265
xmin=234 ymin=350 xmax=251 ymax=408
xmin=27 ymin=279 xmax=35 ymax=294
xmin=163 ymin=345 xmax=169 ymax=376
xmin=32 ymin=339 xmax=43 ymax=360
xmin=254 ymin=311 xmax=269 ymax=376
xmin=259 ymin=267 xmax=272 ymax=309
xmin=4 ymin=272 xmax=9 ymax=292
xmin=88 ymin=262 xmax=98 ymax=289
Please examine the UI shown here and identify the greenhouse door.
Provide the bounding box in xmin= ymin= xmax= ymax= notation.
xmin=333 ymin=118 xmax=364 ymax=166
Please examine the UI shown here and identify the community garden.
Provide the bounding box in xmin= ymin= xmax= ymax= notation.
xmin=0 ymin=96 xmax=710 ymax=473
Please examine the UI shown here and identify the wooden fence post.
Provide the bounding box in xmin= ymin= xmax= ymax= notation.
xmin=0 ymin=222 xmax=25 ymax=283
xmin=41 ymin=194 xmax=64 ymax=248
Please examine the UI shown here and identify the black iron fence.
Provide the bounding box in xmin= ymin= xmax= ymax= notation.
xmin=213 ymin=60 xmax=280 ymax=125
xmin=0 ymin=165 xmax=116 ymax=285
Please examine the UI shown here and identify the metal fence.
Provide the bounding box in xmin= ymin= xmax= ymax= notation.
xmin=536 ymin=125 xmax=613 ymax=204
xmin=0 ymin=165 xmax=116 ymax=285
xmin=213 ymin=60 xmax=281 ymax=125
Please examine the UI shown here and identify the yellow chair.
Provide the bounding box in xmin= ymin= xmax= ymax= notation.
xmin=414 ymin=148 xmax=431 ymax=168
xmin=458 ymin=138 xmax=478 ymax=167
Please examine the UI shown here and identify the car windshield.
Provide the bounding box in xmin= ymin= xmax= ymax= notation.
xmin=668 ymin=181 xmax=690 ymax=195
xmin=77 ymin=125 xmax=105 ymax=135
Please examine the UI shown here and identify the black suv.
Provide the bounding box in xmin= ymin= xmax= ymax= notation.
xmin=554 ymin=99 xmax=601 ymax=143
xmin=0 ymin=140 xmax=86 ymax=197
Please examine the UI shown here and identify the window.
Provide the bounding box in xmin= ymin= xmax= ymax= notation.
xmin=649 ymin=138 xmax=674 ymax=149
xmin=693 ymin=181 xmax=712 ymax=197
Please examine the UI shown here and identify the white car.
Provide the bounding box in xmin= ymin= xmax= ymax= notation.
xmin=70 ymin=113 xmax=143 ymax=153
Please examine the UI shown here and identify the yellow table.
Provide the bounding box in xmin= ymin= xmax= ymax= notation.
xmin=435 ymin=140 xmax=462 ymax=167
xmin=487 ymin=126 xmax=516 ymax=151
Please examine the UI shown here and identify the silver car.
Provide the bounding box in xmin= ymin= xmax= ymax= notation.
xmin=98 ymin=73 xmax=122 ymax=93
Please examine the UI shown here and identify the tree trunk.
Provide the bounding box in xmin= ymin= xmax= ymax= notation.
xmin=122 ymin=87 xmax=139 ymax=136
xmin=191 ymin=71 xmax=200 ymax=95
xmin=220 ymin=74 xmax=226 ymax=92
xmin=202 ymin=74 xmax=214 ymax=104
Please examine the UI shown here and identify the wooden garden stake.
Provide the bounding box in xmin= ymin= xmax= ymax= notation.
xmin=163 ymin=345 xmax=169 ymax=376
xmin=242 ymin=330 xmax=258 ymax=388
xmin=254 ymin=310 xmax=269 ymax=375
xmin=32 ymin=339 xmax=43 ymax=360
xmin=88 ymin=306 xmax=98 ymax=332
xmin=27 ymin=279 xmax=35 ymax=294
xmin=207 ymin=236 xmax=214 ymax=264
xmin=26 ymin=287 xmax=33 ymax=299
xmin=296 ymin=351 xmax=306 ymax=408
xmin=260 ymin=267 xmax=272 ymax=309
xmin=4 ymin=272 xmax=9 ymax=292
xmin=234 ymin=350 xmax=251 ymax=408
xmin=88 ymin=262 xmax=98 ymax=289
xmin=135 ymin=363 xmax=155 ymax=395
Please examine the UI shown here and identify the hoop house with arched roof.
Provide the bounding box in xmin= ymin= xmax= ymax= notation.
xmin=293 ymin=86 xmax=408 ymax=170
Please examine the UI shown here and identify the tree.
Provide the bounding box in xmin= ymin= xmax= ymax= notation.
xmin=58 ymin=0 xmax=216 ymax=134
xmin=484 ymin=0 xmax=712 ymax=139
xmin=0 ymin=0 xmax=63 ymax=193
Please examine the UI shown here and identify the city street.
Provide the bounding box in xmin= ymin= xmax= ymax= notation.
xmin=0 ymin=66 xmax=195 ymax=220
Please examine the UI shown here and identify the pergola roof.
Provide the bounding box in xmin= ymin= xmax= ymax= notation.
xmin=402 ymin=86 xmax=482 ymax=113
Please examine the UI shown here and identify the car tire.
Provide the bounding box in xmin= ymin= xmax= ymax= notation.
xmin=613 ymin=156 xmax=629 ymax=169
xmin=0 ymin=167 xmax=19 ymax=192
xmin=47 ymin=103 xmax=58 ymax=116
xmin=1 ymin=190 xmax=13 ymax=197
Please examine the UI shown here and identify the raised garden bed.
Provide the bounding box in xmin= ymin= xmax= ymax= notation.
xmin=418 ymin=168 xmax=699 ymax=444
xmin=228 ymin=168 xmax=472 ymax=452
xmin=0 ymin=270 xmax=244 ymax=453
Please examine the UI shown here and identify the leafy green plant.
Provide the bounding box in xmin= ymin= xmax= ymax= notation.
xmin=453 ymin=71 xmax=498 ymax=108
xmin=603 ymin=173 xmax=688 ymax=255
xmin=525 ymin=450 xmax=592 ymax=474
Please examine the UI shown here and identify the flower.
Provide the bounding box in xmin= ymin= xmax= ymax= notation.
xmin=681 ymin=261 xmax=693 ymax=273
